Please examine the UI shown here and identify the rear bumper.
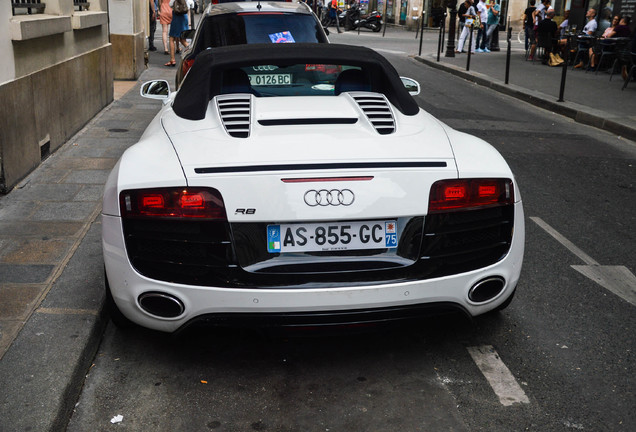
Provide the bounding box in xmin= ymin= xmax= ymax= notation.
xmin=102 ymin=202 xmax=524 ymax=333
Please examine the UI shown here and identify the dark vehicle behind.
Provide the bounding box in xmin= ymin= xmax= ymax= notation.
xmin=177 ymin=1 xmax=329 ymax=87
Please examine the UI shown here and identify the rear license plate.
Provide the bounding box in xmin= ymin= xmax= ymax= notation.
xmin=267 ymin=220 xmax=398 ymax=253
xmin=248 ymin=74 xmax=292 ymax=86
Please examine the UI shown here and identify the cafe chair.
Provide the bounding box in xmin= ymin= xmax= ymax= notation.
xmin=534 ymin=32 xmax=553 ymax=65
xmin=591 ymin=39 xmax=618 ymax=74
xmin=571 ymin=35 xmax=594 ymax=70
xmin=622 ymin=52 xmax=636 ymax=90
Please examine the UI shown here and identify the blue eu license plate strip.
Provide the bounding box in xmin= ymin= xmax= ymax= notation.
xmin=267 ymin=220 xmax=398 ymax=253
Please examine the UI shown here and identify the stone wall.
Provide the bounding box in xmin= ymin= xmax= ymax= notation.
xmin=0 ymin=46 xmax=113 ymax=193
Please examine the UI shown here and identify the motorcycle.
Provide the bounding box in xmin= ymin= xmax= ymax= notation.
xmin=339 ymin=5 xmax=382 ymax=32
xmin=354 ymin=9 xmax=383 ymax=32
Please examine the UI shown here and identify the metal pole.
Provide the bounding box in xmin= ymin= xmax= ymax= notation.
xmin=418 ymin=11 xmax=425 ymax=56
xmin=505 ymin=21 xmax=511 ymax=84
xmin=441 ymin=12 xmax=446 ymax=53
xmin=466 ymin=24 xmax=473 ymax=71
xmin=445 ymin=1 xmax=457 ymax=57
xmin=437 ymin=13 xmax=445 ymax=61
xmin=558 ymin=34 xmax=570 ymax=102
xmin=382 ymin=1 xmax=387 ymax=37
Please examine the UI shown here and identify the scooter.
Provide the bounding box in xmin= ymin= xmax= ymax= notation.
xmin=354 ymin=9 xmax=383 ymax=32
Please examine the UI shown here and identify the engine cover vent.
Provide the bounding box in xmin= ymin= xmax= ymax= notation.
xmin=217 ymin=95 xmax=251 ymax=138
xmin=351 ymin=93 xmax=395 ymax=135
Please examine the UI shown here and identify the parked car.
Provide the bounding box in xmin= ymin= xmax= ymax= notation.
xmin=176 ymin=1 xmax=328 ymax=87
xmin=103 ymin=43 xmax=525 ymax=333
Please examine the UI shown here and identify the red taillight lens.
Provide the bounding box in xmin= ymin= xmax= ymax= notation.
xmin=182 ymin=58 xmax=195 ymax=77
xmin=428 ymin=179 xmax=514 ymax=213
xmin=120 ymin=187 xmax=227 ymax=220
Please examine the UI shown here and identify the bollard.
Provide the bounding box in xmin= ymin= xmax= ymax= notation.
xmin=382 ymin=2 xmax=387 ymax=37
xmin=437 ymin=14 xmax=445 ymax=62
xmin=558 ymin=34 xmax=570 ymax=102
xmin=466 ymin=25 xmax=474 ymax=71
xmin=505 ymin=25 xmax=512 ymax=84
xmin=418 ymin=11 xmax=425 ymax=56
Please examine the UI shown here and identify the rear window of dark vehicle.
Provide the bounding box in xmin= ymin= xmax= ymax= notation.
xmin=196 ymin=13 xmax=328 ymax=48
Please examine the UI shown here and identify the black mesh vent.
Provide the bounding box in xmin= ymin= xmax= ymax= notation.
xmin=420 ymin=205 xmax=515 ymax=278
xmin=122 ymin=206 xmax=514 ymax=288
xmin=122 ymin=219 xmax=239 ymax=285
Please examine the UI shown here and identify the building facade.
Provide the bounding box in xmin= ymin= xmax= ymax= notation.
xmin=0 ymin=0 xmax=148 ymax=193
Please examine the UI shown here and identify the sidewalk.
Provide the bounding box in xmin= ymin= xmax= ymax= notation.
xmin=0 ymin=58 xmax=175 ymax=431
xmin=1 ymin=26 xmax=634 ymax=431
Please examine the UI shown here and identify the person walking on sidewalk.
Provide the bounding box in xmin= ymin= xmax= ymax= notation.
xmin=522 ymin=0 xmax=537 ymax=53
xmin=165 ymin=0 xmax=194 ymax=67
xmin=456 ymin=0 xmax=477 ymax=53
xmin=158 ymin=0 xmax=173 ymax=55
xmin=148 ymin=0 xmax=158 ymax=51
xmin=528 ymin=0 xmax=550 ymax=60
xmin=475 ymin=0 xmax=489 ymax=52
xmin=328 ymin=0 xmax=342 ymax=33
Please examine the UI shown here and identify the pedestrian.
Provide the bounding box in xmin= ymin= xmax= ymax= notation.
xmin=165 ymin=0 xmax=194 ymax=67
xmin=328 ymin=0 xmax=342 ymax=33
xmin=456 ymin=0 xmax=477 ymax=54
xmin=522 ymin=0 xmax=537 ymax=53
xmin=158 ymin=0 xmax=173 ymax=55
xmin=457 ymin=0 xmax=469 ymax=39
xmin=475 ymin=0 xmax=489 ymax=52
xmin=528 ymin=0 xmax=550 ymax=60
xmin=148 ymin=0 xmax=158 ymax=51
xmin=484 ymin=0 xmax=500 ymax=52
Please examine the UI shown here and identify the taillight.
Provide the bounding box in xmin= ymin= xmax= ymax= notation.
xmin=120 ymin=187 xmax=227 ymax=220
xmin=182 ymin=58 xmax=195 ymax=77
xmin=428 ymin=179 xmax=514 ymax=213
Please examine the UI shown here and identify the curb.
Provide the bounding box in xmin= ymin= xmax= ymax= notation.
xmin=414 ymin=54 xmax=636 ymax=143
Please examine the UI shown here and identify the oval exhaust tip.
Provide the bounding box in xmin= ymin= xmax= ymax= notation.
xmin=468 ymin=277 xmax=506 ymax=303
xmin=138 ymin=292 xmax=184 ymax=318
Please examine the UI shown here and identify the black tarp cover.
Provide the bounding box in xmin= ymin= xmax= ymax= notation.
xmin=172 ymin=43 xmax=420 ymax=120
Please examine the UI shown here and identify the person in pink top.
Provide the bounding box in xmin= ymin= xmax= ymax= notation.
xmin=158 ymin=0 xmax=173 ymax=55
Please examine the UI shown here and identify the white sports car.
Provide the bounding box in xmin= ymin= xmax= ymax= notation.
xmin=102 ymin=44 xmax=524 ymax=332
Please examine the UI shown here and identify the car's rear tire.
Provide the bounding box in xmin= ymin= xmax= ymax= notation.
xmin=104 ymin=271 xmax=136 ymax=329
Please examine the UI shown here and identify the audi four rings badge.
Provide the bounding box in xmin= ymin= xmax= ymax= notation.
xmin=304 ymin=189 xmax=355 ymax=207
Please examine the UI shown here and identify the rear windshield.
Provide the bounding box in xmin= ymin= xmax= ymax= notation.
xmin=220 ymin=64 xmax=370 ymax=97
xmin=195 ymin=13 xmax=327 ymax=52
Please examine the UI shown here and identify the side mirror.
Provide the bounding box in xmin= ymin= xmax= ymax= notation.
xmin=180 ymin=29 xmax=195 ymax=40
xmin=141 ymin=80 xmax=170 ymax=100
xmin=400 ymin=77 xmax=421 ymax=96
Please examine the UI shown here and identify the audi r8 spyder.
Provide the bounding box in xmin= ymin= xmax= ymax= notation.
xmin=102 ymin=44 xmax=525 ymax=332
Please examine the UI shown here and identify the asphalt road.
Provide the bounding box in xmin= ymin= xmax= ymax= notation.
xmin=67 ymin=31 xmax=635 ymax=431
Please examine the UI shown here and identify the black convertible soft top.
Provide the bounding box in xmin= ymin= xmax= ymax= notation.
xmin=172 ymin=43 xmax=420 ymax=120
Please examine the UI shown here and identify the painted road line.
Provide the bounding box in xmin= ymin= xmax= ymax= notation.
xmin=571 ymin=265 xmax=636 ymax=306
xmin=531 ymin=217 xmax=636 ymax=306
xmin=467 ymin=345 xmax=530 ymax=406
xmin=529 ymin=217 xmax=599 ymax=265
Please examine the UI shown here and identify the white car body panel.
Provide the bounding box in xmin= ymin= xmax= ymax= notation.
xmin=102 ymin=44 xmax=524 ymax=332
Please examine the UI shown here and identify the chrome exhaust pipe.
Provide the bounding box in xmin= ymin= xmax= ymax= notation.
xmin=468 ymin=277 xmax=505 ymax=303
xmin=138 ymin=292 xmax=185 ymax=318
